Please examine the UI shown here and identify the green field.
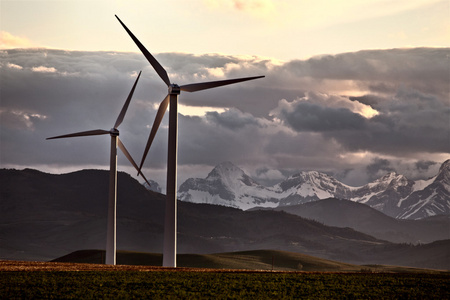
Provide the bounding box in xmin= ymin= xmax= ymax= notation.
xmin=2 ymin=271 xmax=450 ymax=299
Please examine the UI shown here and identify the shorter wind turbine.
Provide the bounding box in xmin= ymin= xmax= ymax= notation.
xmin=47 ymin=71 xmax=149 ymax=265
xmin=116 ymin=15 xmax=265 ymax=267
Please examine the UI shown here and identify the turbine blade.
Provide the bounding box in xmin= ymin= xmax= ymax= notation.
xmin=46 ymin=129 xmax=110 ymax=140
xmin=138 ymin=171 xmax=152 ymax=188
xmin=114 ymin=71 xmax=142 ymax=129
xmin=138 ymin=94 xmax=170 ymax=173
xmin=118 ymin=138 xmax=151 ymax=187
xmin=115 ymin=15 xmax=171 ymax=87
xmin=180 ymin=75 xmax=265 ymax=92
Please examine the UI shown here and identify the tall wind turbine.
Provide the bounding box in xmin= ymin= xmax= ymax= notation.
xmin=47 ymin=71 xmax=149 ymax=265
xmin=116 ymin=15 xmax=264 ymax=267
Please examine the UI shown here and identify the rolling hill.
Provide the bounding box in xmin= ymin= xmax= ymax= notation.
xmin=52 ymin=249 xmax=448 ymax=273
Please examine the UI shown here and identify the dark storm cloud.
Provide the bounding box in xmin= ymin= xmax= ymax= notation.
xmin=282 ymin=48 xmax=449 ymax=97
xmin=364 ymin=158 xmax=404 ymax=182
xmin=366 ymin=158 xmax=395 ymax=180
xmin=358 ymin=89 xmax=448 ymax=154
xmin=277 ymin=101 xmax=366 ymax=132
xmin=415 ymin=160 xmax=437 ymax=172
xmin=205 ymin=108 xmax=261 ymax=130
xmin=273 ymin=89 xmax=449 ymax=155
xmin=1 ymin=47 xmax=448 ymax=187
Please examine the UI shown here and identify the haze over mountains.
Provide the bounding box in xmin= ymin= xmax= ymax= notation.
xmin=178 ymin=160 xmax=450 ymax=220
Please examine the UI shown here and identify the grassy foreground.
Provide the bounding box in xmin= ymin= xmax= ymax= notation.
xmin=2 ymin=271 xmax=450 ymax=299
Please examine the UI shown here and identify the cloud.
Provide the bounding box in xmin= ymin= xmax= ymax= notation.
xmin=0 ymin=109 xmax=47 ymax=131
xmin=274 ymin=99 xmax=366 ymax=132
xmin=7 ymin=63 xmax=23 ymax=70
xmin=270 ymin=92 xmax=377 ymax=133
xmin=0 ymin=31 xmax=34 ymax=49
xmin=280 ymin=48 xmax=449 ymax=97
xmin=272 ymin=89 xmax=449 ymax=156
xmin=366 ymin=158 xmax=396 ymax=181
xmin=253 ymin=167 xmax=286 ymax=186
xmin=205 ymin=108 xmax=261 ymax=130
xmin=31 ymin=66 xmax=57 ymax=73
xmin=415 ymin=160 xmax=437 ymax=172
xmin=362 ymin=156 xmax=443 ymax=183
xmin=1 ymin=48 xmax=448 ymax=189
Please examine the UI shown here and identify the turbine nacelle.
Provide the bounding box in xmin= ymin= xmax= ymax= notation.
xmin=169 ymin=84 xmax=181 ymax=95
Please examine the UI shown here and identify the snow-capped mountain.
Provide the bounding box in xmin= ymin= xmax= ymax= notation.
xmin=351 ymin=172 xmax=416 ymax=218
xmin=178 ymin=162 xmax=278 ymax=210
xmin=396 ymin=160 xmax=450 ymax=219
xmin=178 ymin=160 xmax=450 ymax=219
xmin=272 ymin=171 xmax=353 ymax=206
xmin=350 ymin=161 xmax=450 ymax=219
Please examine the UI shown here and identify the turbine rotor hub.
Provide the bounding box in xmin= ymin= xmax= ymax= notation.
xmin=110 ymin=128 xmax=119 ymax=136
xmin=169 ymin=84 xmax=180 ymax=95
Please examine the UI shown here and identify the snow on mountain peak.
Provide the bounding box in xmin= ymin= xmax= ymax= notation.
xmin=376 ymin=172 xmax=402 ymax=183
xmin=179 ymin=162 xmax=278 ymax=210
xmin=381 ymin=171 xmax=399 ymax=180
xmin=206 ymin=161 xmax=258 ymax=187
xmin=207 ymin=161 xmax=244 ymax=180
xmin=273 ymin=170 xmax=353 ymax=206
xmin=365 ymin=172 xmax=410 ymax=192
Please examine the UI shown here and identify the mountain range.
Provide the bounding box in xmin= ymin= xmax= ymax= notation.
xmin=1 ymin=168 xmax=449 ymax=270
xmin=178 ymin=160 xmax=450 ymax=220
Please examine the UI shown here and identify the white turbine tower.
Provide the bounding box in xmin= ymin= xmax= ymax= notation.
xmin=47 ymin=71 xmax=150 ymax=265
xmin=116 ymin=15 xmax=265 ymax=267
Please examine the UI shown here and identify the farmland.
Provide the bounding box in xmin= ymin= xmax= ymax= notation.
xmin=1 ymin=261 xmax=449 ymax=299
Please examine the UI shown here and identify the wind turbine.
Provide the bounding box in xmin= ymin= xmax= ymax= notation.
xmin=47 ymin=71 xmax=150 ymax=265
xmin=116 ymin=15 xmax=264 ymax=267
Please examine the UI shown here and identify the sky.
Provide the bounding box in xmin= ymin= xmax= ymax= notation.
xmin=1 ymin=0 xmax=449 ymax=191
